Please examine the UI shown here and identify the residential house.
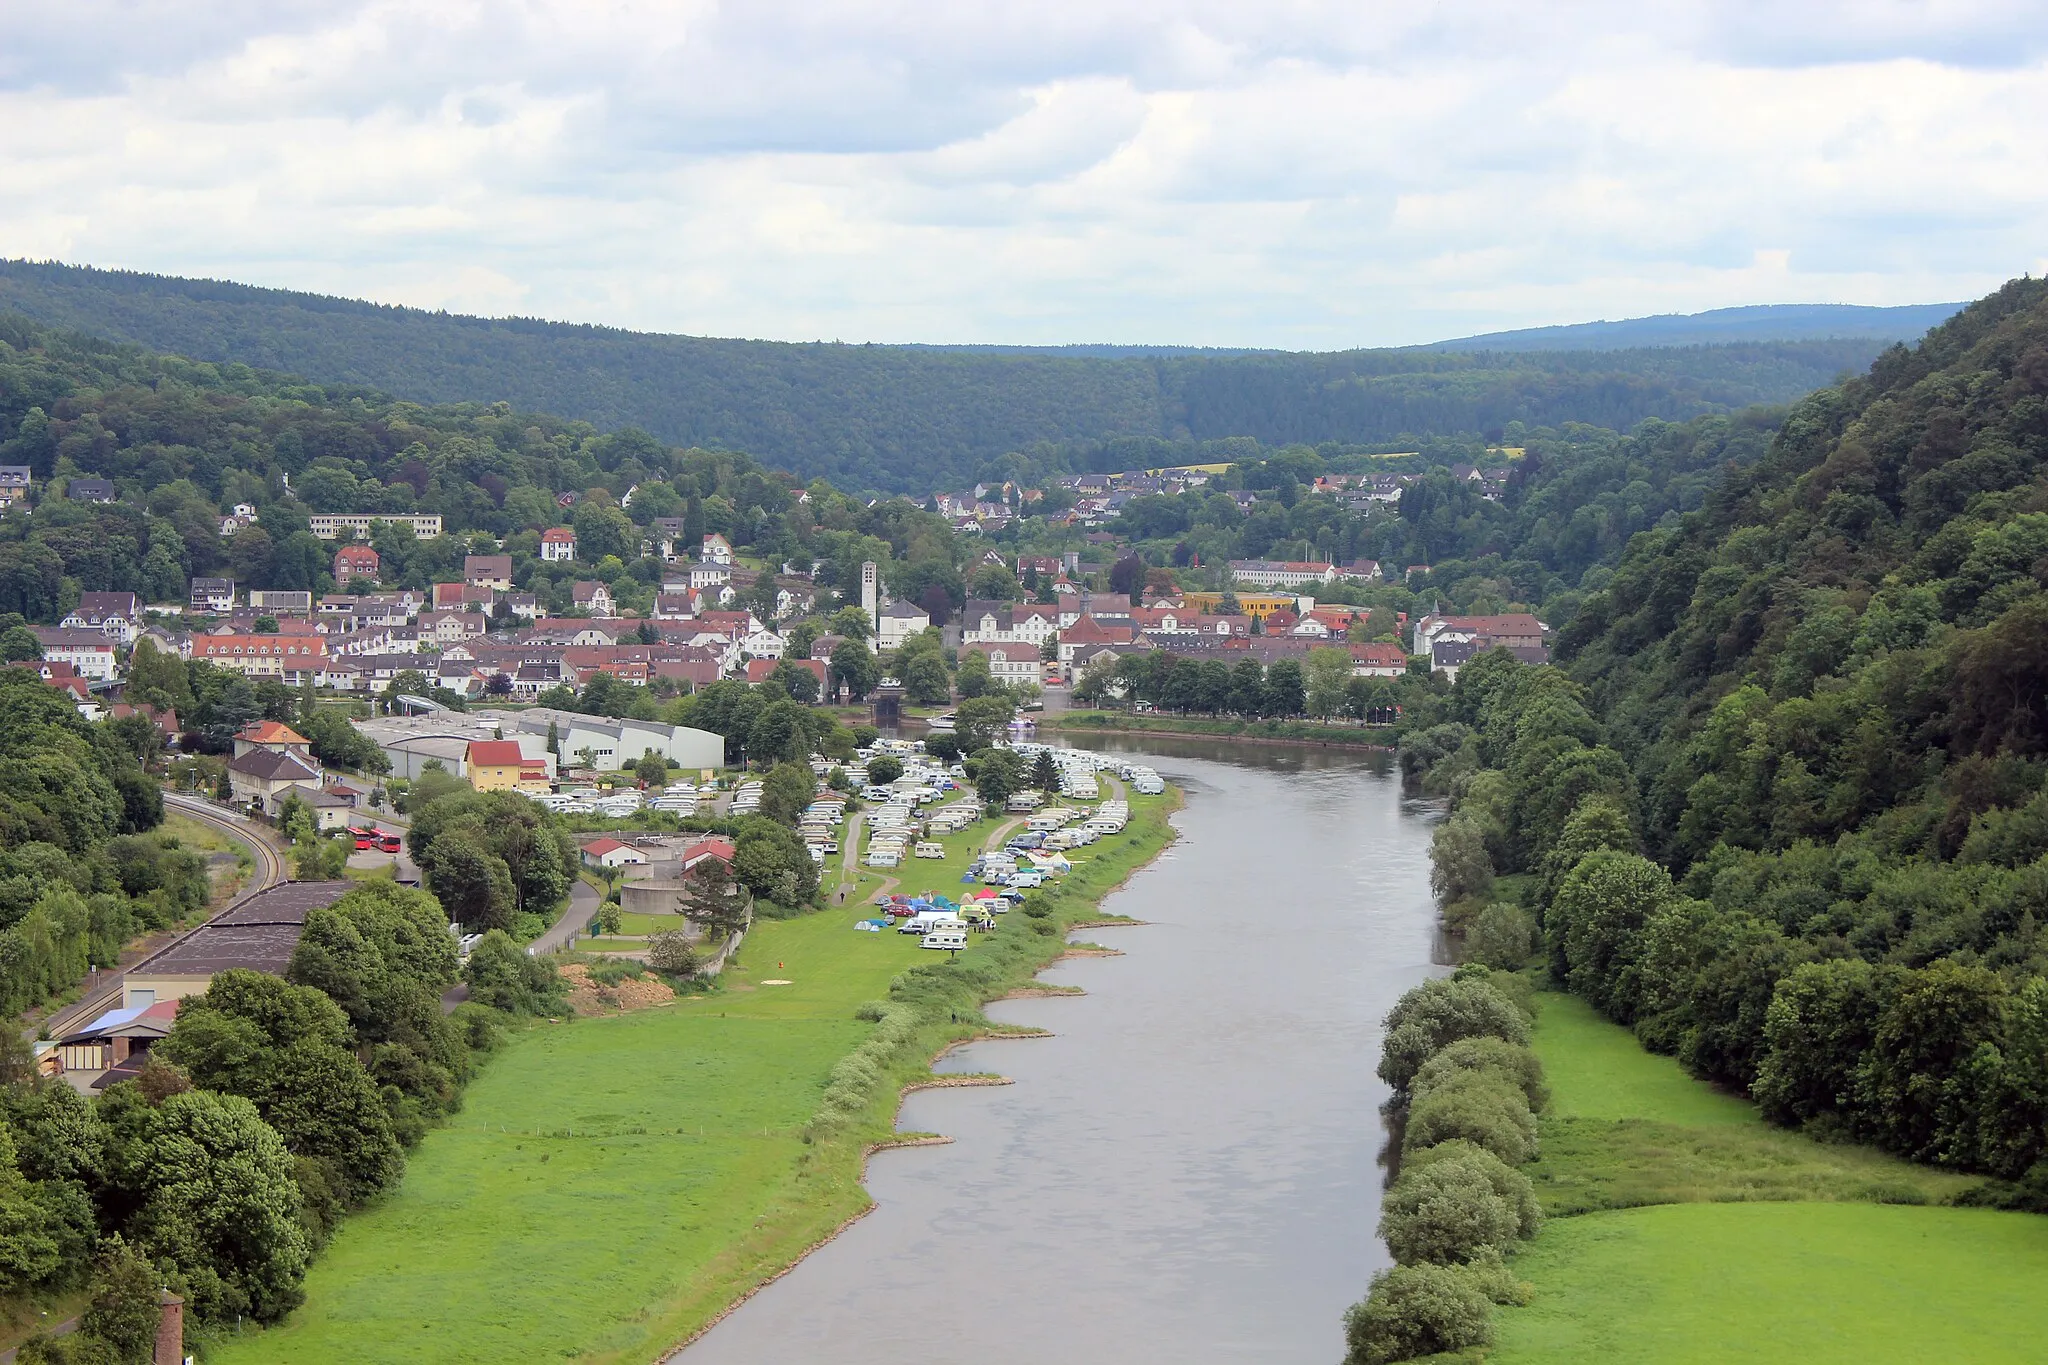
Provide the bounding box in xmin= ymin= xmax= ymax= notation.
xmin=1413 ymin=612 xmax=1549 ymax=656
xmin=571 ymin=581 xmax=615 ymax=616
xmin=419 ymin=610 xmax=488 ymax=645
xmin=700 ymin=533 xmax=734 ymax=565
xmin=0 ymin=465 xmax=31 ymax=508
xmin=65 ymin=477 xmax=117 ymax=503
xmin=745 ymin=656 xmax=825 ymax=690
xmin=225 ymin=745 xmax=326 ymax=815
xmin=504 ymin=592 xmax=539 ymax=620
xmin=1347 ymin=642 xmax=1411 ymax=677
xmin=189 ymin=578 xmax=236 ymax=613
xmin=689 ymin=562 xmax=731 ymax=591
xmin=581 ymin=836 xmax=649 ymax=870
xmin=540 ymin=527 xmax=577 ymax=562
xmin=28 ymin=627 xmax=117 ymax=681
xmin=875 ymin=599 xmax=930 ymax=652
xmin=960 ymin=641 xmax=1042 ymax=689
xmin=333 ymin=544 xmax=380 ymax=584
xmin=1057 ymin=615 xmax=1137 ymax=664
xmin=232 ymin=720 xmax=313 ymax=761
xmin=464 ymin=554 xmax=513 ymax=590
xmin=960 ymin=601 xmax=1060 ymax=648
xmin=189 ymin=633 xmax=329 ymax=684
xmin=61 ymin=591 xmax=140 ymax=643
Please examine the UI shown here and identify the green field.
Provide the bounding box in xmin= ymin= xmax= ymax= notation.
xmin=1493 ymin=1202 xmax=2048 ymax=1363
xmin=1487 ymin=992 xmax=2031 ymax=1363
xmin=1533 ymin=993 xmax=1755 ymax=1127
xmin=206 ymin=790 xmax=1176 ymax=1365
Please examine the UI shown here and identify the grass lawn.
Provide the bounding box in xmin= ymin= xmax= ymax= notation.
xmin=1492 ymin=1202 xmax=2048 ymax=1364
xmin=207 ymin=910 xmax=929 ymax=1365
xmin=208 ymin=789 xmax=1177 ymax=1365
xmin=1483 ymin=989 xmax=2013 ymax=1364
xmin=1534 ymin=992 xmax=1755 ymax=1127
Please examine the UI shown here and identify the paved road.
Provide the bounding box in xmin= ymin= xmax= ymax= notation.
xmin=530 ymin=878 xmax=600 ymax=956
xmin=38 ymin=795 xmax=288 ymax=1040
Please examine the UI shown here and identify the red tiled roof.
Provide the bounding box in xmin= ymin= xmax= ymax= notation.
xmin=467 ymin=740 xmax=526 ymax=767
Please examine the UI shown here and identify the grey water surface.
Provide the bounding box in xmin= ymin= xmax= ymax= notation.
xmin=678 ymin=736 xmax=1442 ymax=1364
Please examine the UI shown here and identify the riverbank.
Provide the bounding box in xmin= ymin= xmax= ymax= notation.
xmin=204 ymin=788 xmax=1180 ymax=1365
xmin=1042 ymin=710 xmax=1393 ymax=749
xmin=1475 ymin=991 xmax=2048 ymax=1363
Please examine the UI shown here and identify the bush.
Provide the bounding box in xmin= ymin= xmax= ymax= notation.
xmin=1341 ymin=1262 xmax=1494 ymax=1364
xmin=1412 ymin=1036 xmax=1548 ymax=1113
xmin=1402 ymin=1140 xmax=1543 ymax=1242
xmin=1378 ymin=1157 xmax=1520 ymax=1265
xmin=1404 ymin=1074 xmax=1538 ymax=1166
xmin=1466 ymin=902 xmax=1535 ymax=969
xmin=462 ymin=932 xmax=565 ymax=1015
xmin=1378 ymin=975 xmax=1531 ymax=1093
xmin=647 ymin=930 xmax=700 ymax=976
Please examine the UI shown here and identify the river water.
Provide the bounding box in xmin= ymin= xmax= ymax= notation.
xmin=679 ymin=736 xmax=1443 ymax=1365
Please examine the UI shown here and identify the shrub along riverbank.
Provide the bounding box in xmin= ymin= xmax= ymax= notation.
xmin=204 ymin=789 xmax=1180 ymax=1365
xmin=1043 ymin=710 xmax=1393 ymax=748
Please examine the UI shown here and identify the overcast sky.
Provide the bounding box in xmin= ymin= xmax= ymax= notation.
xmin=3 ymin=0 xmax=2046 ymax=348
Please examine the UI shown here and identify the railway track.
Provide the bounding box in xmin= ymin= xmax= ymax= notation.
xmin=36 ymin=793 xmax=288 ymax=1039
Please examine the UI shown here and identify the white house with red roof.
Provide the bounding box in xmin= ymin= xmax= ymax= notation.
xmin=540 ymin=527 xmax=577 ymax=562
xmin=581 ymin=836 xmax=649 ymax=870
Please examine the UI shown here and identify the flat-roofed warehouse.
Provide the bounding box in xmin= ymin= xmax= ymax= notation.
xmin=121 ymin=881 xmax=352 ymax=1009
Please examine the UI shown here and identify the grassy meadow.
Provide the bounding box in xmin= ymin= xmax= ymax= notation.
xmin=1484 ymin=991 xmax=2045 ymax=1363
xmin=205 ymin=790 xmax=1177 ymax=1365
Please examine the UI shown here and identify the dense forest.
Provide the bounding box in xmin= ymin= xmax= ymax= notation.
xmin=1407 ymin=276 xmax=2048 ymax=1190
xmin=0 ymin=261 xmax=1897 ymax=494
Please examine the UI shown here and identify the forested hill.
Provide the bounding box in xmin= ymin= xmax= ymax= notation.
xmin=1 ymin=259 xmax=1889 ymax=494
xmin=1411 ymin=275 xmax=2048 ymax=1185
xmin=1424 ymin=301 xmax=1961 ymax=352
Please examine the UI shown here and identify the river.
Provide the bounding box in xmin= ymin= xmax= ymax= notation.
xmin=679 ymin=735 xmax=1443 ymax=1364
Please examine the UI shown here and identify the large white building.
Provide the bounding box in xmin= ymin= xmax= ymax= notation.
xmin=875 ymin=600 xmax=930 ymax=652
xmin=476 ymin=707 xmax=725 ymax=773
xmin=307 ymin=514 xmax=445 ymax=541
xmin=29 ymin=628 xmax=118 ymax=681
xmin=1229 ymin=559 xmax=1338 ymax=588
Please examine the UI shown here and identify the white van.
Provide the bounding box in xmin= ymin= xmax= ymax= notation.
xmin=921 ymin=928 xmax=969 ymax=951
xmin=901 ymin=911 xmax=964 ymax=935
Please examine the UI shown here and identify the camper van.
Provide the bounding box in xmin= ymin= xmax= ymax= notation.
xmin=900 ymin=911 xmax=965 ymax=936
xmin=914 ymin=841 xmax=946 ymax=859
xmin=921 ymin=928 xmax=969 ymax=951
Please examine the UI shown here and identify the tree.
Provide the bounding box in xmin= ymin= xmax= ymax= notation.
xmin=760 ymin=761 xmax=816 ymax=826
xmin=462 ymin=931 xmax=564 ymax=1015
xmin=1341 ymin=1263 xmax=1494 ymax=1365
xmin=1306 ymin=646 xmax=1355 ymax=720
xmin=969 ymin=748 xmax=1025 ymax=807
xmin=829 ymin=639 xmax=879 ymax=701
xmin=828 ymin=605 xmax=872 ymax=641
xmin=954 ymin=694 xmax=1015 ymax=752
xmin=732 ymin=819 xmax=819 ymax=907
xmin=0 ymin=625 xmax=41 ymax=661
xmin=681 ymin=857 xmax=749 ymax=938
xmin=647 ymin=930 xmax=700 ymax=976
xmin=1108 ymin=554 xmax=1145 ymax=599
xmin=633 ymin=751 xmax=669 ymax=788
xmin=424 ymin=841 xmax=517 ymax=930
xmin=123 ymin=1090 xmax=311 ymax=1323
xmin=1262 ymin=658 xmax=1306 ymax=716
xmin=900 ymin=650 xmax=950 ymax=705
xmin=767 ymin=659 xmax=820 ymax=705
xmin=1030 ymin=749 xmax=1059 ymax=794
xmin=75 ymin=1237 xmax=161 ymax=1365
xmin=1073 ymin=656 xmax=1119 ymax=706
xmin=923 ymin=732 xmax=964 ymax=764
xmin=954 ymin=648 xmax=994 ymax=699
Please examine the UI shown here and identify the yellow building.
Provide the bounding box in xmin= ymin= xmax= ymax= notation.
xmin=1181 ymin=590 xmax=1298 ymax=621
xmin=466 ymin=739 xmax=529 ymax=792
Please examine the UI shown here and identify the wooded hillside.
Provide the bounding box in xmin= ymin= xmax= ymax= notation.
xmin=0 ymin=261 xmax=1891 ymax=494
xmin=1410 ymin=276 xmax=2048 ymax=1189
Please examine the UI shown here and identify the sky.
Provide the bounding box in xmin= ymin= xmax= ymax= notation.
xmin=2 ymin=0 xmax=2046 ymax=349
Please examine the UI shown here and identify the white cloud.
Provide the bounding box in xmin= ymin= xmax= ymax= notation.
xmin=0 ymin=0 xmax=2043 ymax=346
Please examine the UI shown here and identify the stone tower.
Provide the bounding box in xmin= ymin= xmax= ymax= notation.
xmin=155 ymin=1289 xmax=184 ymax=1365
